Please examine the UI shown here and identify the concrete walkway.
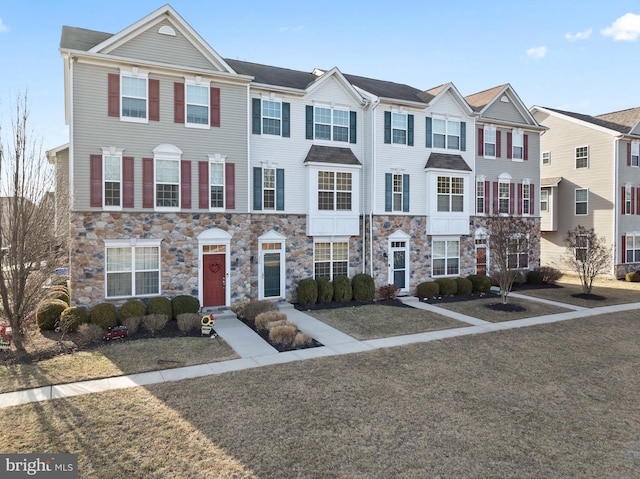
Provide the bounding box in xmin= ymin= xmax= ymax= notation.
xmin=3 ymin=293 xmax=640 ymax=409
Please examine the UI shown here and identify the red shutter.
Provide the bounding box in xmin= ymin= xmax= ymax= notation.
xmin=143 ymin=158 xmax=154 ymax=208
xmin=509 ymin=183 xmax=515 ymax=214
xmin=90 ymin=154 xmax=102 ymax=207
xmin=108 ymin=73 xmax=119 ymax=117
xmin=523 ymin=134 xmax=529 ymax=160
xmin=225 ymin=163 xmax=235 ymax=209
xmin=478 ymin=128 xmax=484 ymax=156
xmin=199 ymin=161 xmax=209 ymax=209
xmin=174 ymin=82 xmax=185 ymax=123
xmin=210 ymin=87 xmax=220 ymax=127
xmin=496 ymin=131 xmax=501 ymax=158
xmin=149 ymin=79 xmax=160 ymax=121
xmin=123 ymin=156 xmax=134 ymax=208
xmin=181 ymin=160 xmax=191 ymax=209
xmin=518 ymin=183 xmax=523 ymax=215
xmin=628 ymin=143 xmax=632 ymax=166
xmin=622 ymin=235 xmax=627 ymax=263
xmin=632 ymin=187 xmax=636 ymax=215
xmin=507 ymin=132 xmax=513 ymax=159
xmin=622 ymin=186 xmax=627 ymax=215
xmin=493 ymin=181 xmax=499 ymax=214
xmin=530 ymin=183 xmax=535 ymax=215
xmin=636 ymin=187 xmax=640 ymax=215
xmin=484 ymin=180 xmax=490 ymax=213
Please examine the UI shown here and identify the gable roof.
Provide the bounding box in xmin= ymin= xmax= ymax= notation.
xmin=466 ymin=83 xmax=542 ymax=129
xmin=594 ymin=107 xmax=640 ymax=132
xmin=539 ymin=106 xmax=638 ymax=135
xmin=60 ymin=26 xmax=113 ymax=51
xmin=465 ymin=84 xmax=508 ymax=112
xmin=424 ymin=153 xmax=472 ymax=171
xmin=303 ymin=145 xmax=362 ymax=166
xmin=342 ymin=73 xmax=427 ymax=105
xmin=225 ymin=59 xmax=317 ymax=90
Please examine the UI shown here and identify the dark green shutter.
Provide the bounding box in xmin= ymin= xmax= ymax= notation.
xmin=460 ymin=121 xmax=466 ymax=151
xmin=384 ymin=111 xmax=391 ymax=144
xmin=385 ymin=173 xmax=392 ymax=211
xmin=276 ymin=168 xmax=285 ymax=211
xmin=407 ymin=115 xmax=414 ymax=146
xmin=253 ymin=167 xmax=262 ymax=210
xmin=252 ymin=98 xmax=261 ymax=134
xmin=426 ymin=117 xmax=432 ymax=148
xmin=350 ymin=111 xmax=357 ymax=144
xmin=306 ymin=105 xmax=313 ymax=139
xmin=282 ymin=102 xmax=290 ymax=137
xmin=403 ymin=174 xmax=410 ymax=212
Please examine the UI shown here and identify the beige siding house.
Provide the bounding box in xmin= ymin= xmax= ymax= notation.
xmin=531 ymin=106 xmax=640 ymax=277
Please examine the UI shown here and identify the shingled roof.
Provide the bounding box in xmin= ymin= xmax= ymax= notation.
xmin=224 ymin=59 xmax=319 ymax=90
xmin=594 ymin=107 xmax=640 ymax=130
xmin=465 ymin=84 xmax=508 ymax=112
xmin=543 ymin=106 xmax=639 ymax=135
xmin=303 ymin=145 xmax=362 ymax=166
xmin=60 ymin=26 xmax=113 ymax=51
xmin=424 ymin=153 xmax=472 ymax=171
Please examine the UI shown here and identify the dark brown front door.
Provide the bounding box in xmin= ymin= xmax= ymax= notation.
xmin=203 ymin=253 xmax=226 ymax=307
xmin=476 ymin=247 xmax=487 ymax=275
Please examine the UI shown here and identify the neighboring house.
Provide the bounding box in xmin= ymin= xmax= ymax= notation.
xmin=466 ymin=85 xmax=546 ymax=276
xmin=54 ymin=4 xmax=543 ymax=308
xmin=530 ymin=105 xmax=640 ymax=277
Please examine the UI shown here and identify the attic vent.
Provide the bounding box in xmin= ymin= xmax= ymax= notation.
xmin=500 ymin=95 xmax=509 ymax=103
xmin=158 ymin=25 xmax=176 ymax=36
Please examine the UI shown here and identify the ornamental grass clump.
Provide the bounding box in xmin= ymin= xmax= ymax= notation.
xmin=292 ymin=331 xmax=313 ymax=348
xmin=255 ymin=311 xmax=287 ymax=330
xmin=242 ymin=300 xmax=279 ymax=323
xmin=269 ymin=323 xmax=298 ymax=345
xmin=177 ymin=313 xmax=201 ymax=332
xmin=77 ymin=323 xmax=104 ymax=345
xmin=121 ymin=316 xmax=142 ymax=335
xmin=142 ymin=314 xmax=169 ymax=335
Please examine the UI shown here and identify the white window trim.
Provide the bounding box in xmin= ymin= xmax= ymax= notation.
xmin=507 ymin=234 xmax=530 ymax=269
xmin=632 ymin=142 xmax=640 ymax=168
xmin=625 ymin=184 xmax=632 ymax=215
xmin=575 ymin=188 xmax=589 ymax=216
xmin=185 ymin=76 xmax=210 ymax=130
xmin=437 ymin=175 xmax=465 ymax=213
xmin=522 ymin=180 xmax=531 ymax=217
xmin=576 ymin=145 xmax=589 ymax=169
xmin=498 ymin=181 xmax=511 ymax=215
xmin=542 ymin=151 xmax=551 ymax=165
xmin=317 ymin=170 xmax=353 ymax=212
xmin=511 ymin=129 xmax=524 ymax=162
xmin=119 ymin=67 xmax=149 ymax=124
xmin=313 ymin=103 xmax=350 ymax=143
xmin=476 ymin=175 xmax=486 ymax=215
xmin=208 ymin=153 xmax=226 ymax=211
xmin=483 ymin=126 xmax=496 ymax=159
xmin=432 ymin=237 xmax=460 ymax=278
xmin=261 ymin=95 xmax=283 ymax=138
xmin=101 ymin=146 xmax=124 ymax=211
xmin=391 ymin=110 xmax=408 ymax=146
xmin=432 ymin=115 xmax=462 ymax=151
xmin=104 ymin=238 xmax=162 ymax=299
xmin=540 ymin=190 xmax=549 ymax=212
xmin=312 ymin=237 xmax=350 ymax=280
xmin=392 ymin=172 xmax=404 ymax=212
xmin=625 ymin=233 xmax=640 ymax=263
xmin=153 ymin=144 xmax=182 ymax=212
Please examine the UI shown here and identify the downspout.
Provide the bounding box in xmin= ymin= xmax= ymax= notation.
xmin=246 ymin=83 xmax=251 ymax=218
xmin=370 ymin=98 xmax=380 ymax=277
xmin=614 ymin=136 xmax=620 ymax=277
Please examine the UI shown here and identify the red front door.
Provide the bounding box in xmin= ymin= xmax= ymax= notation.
xmin=476 ymin=247 xmax=487 ymax=275
xmin=203 ymin=254 xmax=226 ymax=307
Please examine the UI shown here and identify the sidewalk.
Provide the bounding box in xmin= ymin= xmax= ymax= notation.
xmin=3 ymin=294 xmax=640 ymax=409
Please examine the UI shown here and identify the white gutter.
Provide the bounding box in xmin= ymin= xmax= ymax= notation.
xmin=614 ymin=136 xmax=620 ymax=276
xmin=68 ymin=53 xmax=75 ymax=212
xmin=370 ymin=98 xmax=380 ymax=277
xmin=246 ymin=83 xmax=251 ymax=218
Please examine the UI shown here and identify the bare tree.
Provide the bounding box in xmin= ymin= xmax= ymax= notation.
xmin=0 ymin=92 xmax=61 ymax=353
xmin=564 ymin=225 xmax=611 ymax=295
xmin=485 ymin=215 xmax=532 ymax=304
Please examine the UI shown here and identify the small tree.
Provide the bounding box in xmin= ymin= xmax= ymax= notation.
xmin=564 ymin=225 xmax=611 ymax=294
xmin=485 ymin=215 xmax=532 ymax=304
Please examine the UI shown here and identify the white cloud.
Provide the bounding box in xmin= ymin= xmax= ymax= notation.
xmin=601 ymin=13 xmax=640 ymax=41
xmin=526 ymin=46 xmax=547 ymax=60
xmin=279 ymin=26 xmax=304 ymax=33
xmin=0 ymin=18 xmax=8 ymax=33
xmin=565 ymin=28 xmax=592 ymax=41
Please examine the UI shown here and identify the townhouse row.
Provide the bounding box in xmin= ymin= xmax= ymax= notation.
xmin=50 ymin=4 xmax=545 ymax=308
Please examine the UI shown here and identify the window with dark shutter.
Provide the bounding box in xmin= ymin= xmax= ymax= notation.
xmin=384 ymin=112 xmax=391 ymax=144
xmin=149 ymin=79 xmax=160 ymax=121
xmin=252 ymin=98 xmax=261 ymax=134
xmin=225 ymin=163 xmax=235 ymax=210
xmin=142 ymin=158 xmax=154 ymax=208
xmin=350 ymin=111 xmax=357 ymax=144
xmin=108 ymin=74 xmax=120 ymax=117
xmin=282 ymin=103 xmax=290 ymax=138
xmin=199 ymin=162 xmax=209 ymax=209
xmin=181 ymin=161 xmax=191 ymax=209
xmin=174 ymin=83 xmax=185 ymax=124
xmin=90 ymin=155 xmax=102 ymax=207
xmin=210 ymin=87 xmax=220 ymax=127
xmin=123 ymin=157 xmax=134 ymax=208
xmin=478 ymin=128 xmax=484 ymax=156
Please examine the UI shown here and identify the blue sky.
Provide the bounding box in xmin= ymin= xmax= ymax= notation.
xmin=1 ymin=0 xmax=639 ymax=152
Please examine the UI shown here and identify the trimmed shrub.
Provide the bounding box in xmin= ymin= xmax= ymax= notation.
xmin=526 ymin=270 xmax=544 ymax=285
xmin=293 ymin=331 xmax=313 ymax=348
xmin=538 ymin=266 xmax=562 ymax=285
xmin=316 ymin=276 xmax=334 ymax=304
xmin=46 ymin=289 xmax=70 ymax=306
xmin=625 ymin=271 xmax=640 ymax=282
xmin=297 ymin=278 xmax=318 ymax=307
xmin=119 ymin=299 xmax=146 ymax=322
xmin=177 ymin=313 xmax=201 ymax=332
xmin=435 ymin=278 xmax=457 ymax=296
xmin=455 ymin=277 xmax=473 ymax=296
xmin=269 ymin=323 xmax=298 ymax=345
xmin=352 ymin=274 xmax=375 ymax=302
xmin=467 ymin=274 xmax=492 ymax=293
xmin=143 ymin=314 xmax=169 ymax=335
xmin=230 ymin=299 xmax=250 ymax=319
xmin=378 ymin=284 xmax=399 ymax=301
xmin=255 ymin=311 xmax=287 ymax=330
xmin=90 ymin=303 xmax=117 ymax=329
xmin=243 ymin=300 xmax=279 ymax=323
xmin=416 ymin=282 xmax=439 ymax=300
xmin=77 ymin=323 xmax=104 ymax=344
xmin=58 ymin=306 xmax=89 ymax=333
xmin=121 ymin=315 xmax=142 ymax=335
xmin=172 ymin=295 xmax=200 ymax=319
xmin=36 ymin=299 xmax=68 ymax=331
xmin=147 ymin=296 xmax=172 ymax=318
xmin=333 ymin=275 xmax=352 ymax=302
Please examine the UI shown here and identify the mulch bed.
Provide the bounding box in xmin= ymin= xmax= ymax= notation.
xmin=571 ymin=293 xmax=607 ymax=301
xmin=485 ymin=302 xmax=526 ymax=312
xmin=237 ymin=317 xmax=323 ymax=353
xmin=294 ymin=298 xmax=413 ymax=311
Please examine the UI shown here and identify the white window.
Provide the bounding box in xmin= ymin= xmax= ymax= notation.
xmin=576 ymin=146 xmax=589 ymax=169
xmin=542 ymin=151 xmax=550 ymax=165
xmin=508 ymin=236 xmax=529 ymax=269
xmin=314 ymin=241 xmax=348 ymax=279
xmin=632 ymin=143 xmax=640 ymax=167
xmin=499 ymin=182 xmax=510 ymax=214
xmin=393 ymin=173 xmax=404 ymax=212
xmin=626 ymin=235 xmax=640 ymax=263
xmin=575 ymin=188 xmax=588 ymax=215
xmin=105 ymin=240 xmax=161 ymax=298
xmin=121 ymin=74 xmax=147 ymax=121
xmin=318 ymin=171 xmax=352 ymax=211
xmin=437 ymin=176 xmax=464 ymax=212
xmin=101 ymin=147 xmax=124 ymax=210
xmin=575 ymin=234 xmax=588 ymax=262
xmin=186 ymin=82 xmax=209 ymax=128
xmin=392 ymin=112 xmax=407 ymax=145
xmin=263 ymin=168 xmax=276 ymax=210
xmin=209 ymin=161 xmax=224 ymax=209
xmin=262 ymin=100 xmax=282 ymax=135
xmin=432 ymin=239 xmax=459 ymax=276
xmin=476 ymin=180 xmax=485 ymax=214
xmin=156 ymin=159 xmax=180 ymax=210
xmin=434 ymin=118 xmax=461 ymax=150
xmin=512 ymin=131 xmax=523 ymax=160
xmin=540 ymin=190 xmax=549 ymax=212
xmin=522 ymin=183 xmax=530 ymax=215
xmin=625 ymin=185 xmax=632 ymax=215
xmin=315 ymin=106 xmax=349 ymax=142
xmin=484 ymin=127 xmax=496 ymax=158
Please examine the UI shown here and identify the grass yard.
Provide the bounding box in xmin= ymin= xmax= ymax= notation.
xmin=2 ymin=311 xmax=640 ymax=478
xmin=515 ymin=280 xmax=640 ymax=308
xmin=303 ymin=303 xmax=465 ymax=339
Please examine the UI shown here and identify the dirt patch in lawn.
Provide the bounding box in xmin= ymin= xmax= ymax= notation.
xmin=434 ymin=295 xmax=572 ymax=322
